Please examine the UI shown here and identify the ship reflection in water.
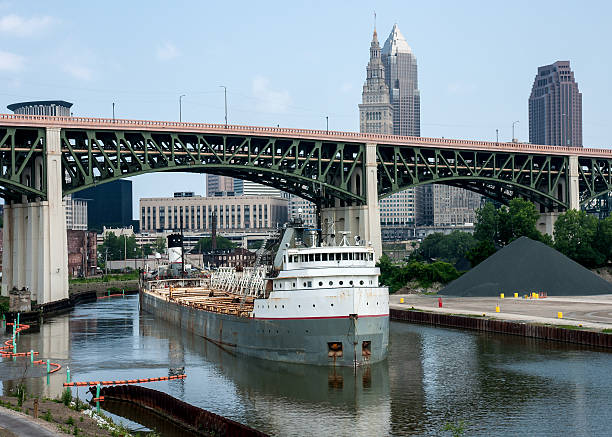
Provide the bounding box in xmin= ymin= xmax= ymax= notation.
xmin=3 ymin=296 xmax=612 ymax=436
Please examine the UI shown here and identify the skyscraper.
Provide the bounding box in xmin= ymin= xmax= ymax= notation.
xmin=359 ymin=28 xmax=393 ymax=134
xmin=360 ymin=27 xmax=416 ymax=234
xmin=381 ymin=24 xmax=420 ymax=137
xmin=359 ymin=24 xmax=480 ymax=234
xmin=529 ymin=61 xmax=582 ymax=147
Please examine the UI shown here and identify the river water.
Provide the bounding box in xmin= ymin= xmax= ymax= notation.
xmin=1 ymin=295 xmax=611 ymax=436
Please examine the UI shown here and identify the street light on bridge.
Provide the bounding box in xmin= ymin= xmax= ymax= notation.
xmin=219 ymin=85 xmax=228 ymax=127
xmin=179 ymin=94 xmax=186 ymax=122
xmin=512 ymin=120 xmax=519 ymax=143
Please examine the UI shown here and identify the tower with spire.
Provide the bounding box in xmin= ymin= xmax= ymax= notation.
xmin=359 ymin=28 xmax=393 ymax=134
xmin=381 ymin=24 xmax=420 ymax=137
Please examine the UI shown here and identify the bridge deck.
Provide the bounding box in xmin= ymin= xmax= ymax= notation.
xmin=1 ymin=113 xmax=610 ymax=158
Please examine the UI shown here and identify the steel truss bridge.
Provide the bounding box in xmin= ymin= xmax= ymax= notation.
xmin=1 ymin=113 xmax=611 ymax=210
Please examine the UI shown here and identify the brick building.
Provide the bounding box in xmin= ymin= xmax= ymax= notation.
xmin=67 ymin=230 xmax=97 ymax=277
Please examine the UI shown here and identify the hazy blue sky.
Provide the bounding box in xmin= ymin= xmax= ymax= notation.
xmin=1 ymin=1 xmax=610 ymax=216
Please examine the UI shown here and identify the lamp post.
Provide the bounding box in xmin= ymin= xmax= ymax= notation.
xmin=512 ymin=120 xmax=519 ymax=142
xmin=326 ymin=116 xmax=329 ymax=133
xmin=219 ymin=86 xmax=227 ymax=127
xmin=112 ymin=102 xmax=115 ymax=121
xmin=179 ymin=94 xmax=186 ymax=122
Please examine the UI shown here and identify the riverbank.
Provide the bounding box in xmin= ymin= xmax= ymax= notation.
xmin=391 ymin=294 xmax=612 ymax=348
xmin=0 ymin=394 xmax=129 ymax=436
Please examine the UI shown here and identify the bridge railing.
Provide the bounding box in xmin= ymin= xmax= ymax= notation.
xmin=1 ymin=113 xmax=610 ymax=158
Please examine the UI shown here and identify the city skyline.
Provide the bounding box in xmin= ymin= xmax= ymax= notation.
xmin=0 ymin=1 xmax=609 ymax=216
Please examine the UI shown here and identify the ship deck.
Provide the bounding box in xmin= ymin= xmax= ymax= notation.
xmin=146 ymin=286 xmax=255 ymax=318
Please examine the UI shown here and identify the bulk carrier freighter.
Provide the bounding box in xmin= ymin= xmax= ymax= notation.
xmin=140 ymin=222 xmax=389 ymax=366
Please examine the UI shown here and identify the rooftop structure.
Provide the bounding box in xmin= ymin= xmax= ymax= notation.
xmin=7 ymin=100 xmax=73 ymax=117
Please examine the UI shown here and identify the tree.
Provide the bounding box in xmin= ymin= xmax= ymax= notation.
xmin=98 ymin=233 xmax=141 ymax=260
xmin=194 ymin=236 xmax=236 ymax=252
xmin=473 ymin=202 xmax=498 ymax=243
xmin=474 ymin=199 xmax=543 ymax=247
xmin=554 ymin=209 xmax=604 ymax=267
xmin=465 ymin=240 xmax=496 ymax=267
xmin=153 ymin=236 xmax=167 ymax=254
xmin=418 ymin=231 xmax=477 ymax=265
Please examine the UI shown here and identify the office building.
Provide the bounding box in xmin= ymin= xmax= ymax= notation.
xmin=139 ymin=193 xmax=288 ymax=232
xmin=65 ymin=194 xmax=88 ymax=231
xmin=75 ymin=180 xmax=133 ymax=231
xmin=529 ymin=61 xmax=582 ymax=147
xmin=67 ymin=230 xmax=97 ymax=277
xmin=288 ymin=195 xmax=317 ymax=227
xmin=206 ymin=175 xmax=237 ymax=196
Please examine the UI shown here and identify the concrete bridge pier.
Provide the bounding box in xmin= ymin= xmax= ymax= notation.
xmin=1 ymin=127 xmax=68 ymax=304
xmin=536 ymin=155 xmax=580 ymax=238
xmin=321 ymin=143 xmax=382 ymax=259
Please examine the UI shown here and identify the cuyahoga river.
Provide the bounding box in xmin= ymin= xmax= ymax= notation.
xmin=1 ymin=295 xmax=611 ymax=436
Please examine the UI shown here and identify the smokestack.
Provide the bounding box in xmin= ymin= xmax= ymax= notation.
xmin=211 ymin=212 xmax=217 ymax=250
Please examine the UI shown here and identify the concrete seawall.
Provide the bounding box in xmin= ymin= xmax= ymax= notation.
xmin=69 ymin=280 xmax=139 ymax=297
xmin=390 ymin=308 xmax=612 ymax=349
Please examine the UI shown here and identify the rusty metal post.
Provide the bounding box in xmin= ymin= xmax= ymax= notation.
xmin=33 ymin=398 xmax=38 ymax=418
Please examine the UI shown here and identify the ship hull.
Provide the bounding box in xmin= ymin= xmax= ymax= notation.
xmin=141 ymin=291 xmax=388 ymax=366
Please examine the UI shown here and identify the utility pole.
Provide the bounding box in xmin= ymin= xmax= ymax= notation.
xmin=179 ymin=94 xmax=186 ymax=122
xmin=219 ymin=86 xmax=228 ymax=127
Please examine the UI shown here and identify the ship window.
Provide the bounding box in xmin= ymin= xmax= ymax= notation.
xmin=275 ymin=305 xmax=277 ymax=308
xmin=336 ymin=253 xmax=341 ymax=261
xmin=315 ymin=254 xmax=320 ymax=261
xmin=329 ymin=281 xmax=333 ymax=286
xmin=322 ymin=253 xmax=328 ymax=261
xmin=309 ymin=254 xmax=314 ymax=262
xmin=293 ymin=283 xmax=296 ymax=288
xmin=319 ymin=281 xmax=323 ymax=286
xmin=307 ymin=281 xmax=312 ymax=287
xmin=349 ymin=253 xmax=353 ymax=260
xmin=303 ymin=282 xmax=307 ymax=287
xmin=331 ymin=303 xmax=334 ymax=307
xmin=349 ymin=280 xmax=353 ymax=286
xmin=360 ymin=280 xmax=364 ymax=286
xmin=339 ymin=281 xmax=344 ymax=286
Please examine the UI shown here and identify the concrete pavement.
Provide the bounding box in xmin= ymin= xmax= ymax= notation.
xmin=391 ymin=294 xmax=612 ymax=331
xmin=0 ymin=406 xmax=62 ymax=437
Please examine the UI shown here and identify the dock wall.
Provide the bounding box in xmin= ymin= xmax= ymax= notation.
xmin=390 ymin=308 xmax=612 ymax=349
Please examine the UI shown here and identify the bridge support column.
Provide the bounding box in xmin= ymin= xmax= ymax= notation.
xmin=568 ymin=155 xmax=580 ymax=210
xmin=1 ymin=127 xmax=68 ymax=304
xmin=321 ymin=143 xmax=382 ymax=259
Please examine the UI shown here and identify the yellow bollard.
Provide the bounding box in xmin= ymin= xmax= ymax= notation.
xmin=495 ymin=306 xmax=500 ymax=313
xmin=557 ymin=312 xmax=563 ymax=319
xmin=500 ymin=293 xmax=505 ymax=299
xmin=400 ymin=297 xmax=405 ymax=304
xmin=514 ymin=292 xmax=518 ymax=298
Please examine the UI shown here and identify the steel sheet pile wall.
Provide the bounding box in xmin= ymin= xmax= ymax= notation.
xmin=390 ymin=309 xmax=612 ymax=348
xmin=99 ymin=384 xmax=268 ymax=437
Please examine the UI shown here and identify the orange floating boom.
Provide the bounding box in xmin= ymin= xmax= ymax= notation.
xmin=63 ymin=374 xmax=186 ymax=387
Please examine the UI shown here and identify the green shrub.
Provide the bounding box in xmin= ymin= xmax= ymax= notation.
xmin=61 ymin=388 xmax=72 ymax=406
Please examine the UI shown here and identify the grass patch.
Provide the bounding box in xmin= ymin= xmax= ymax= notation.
xmin=69 ymin=272 xmax=138 ymax=284
xmin=556 ymin=324 xmax=583 ymax=330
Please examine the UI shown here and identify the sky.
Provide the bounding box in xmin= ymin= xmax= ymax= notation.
xmin=0 ymin=1 xmax=610 ymax=217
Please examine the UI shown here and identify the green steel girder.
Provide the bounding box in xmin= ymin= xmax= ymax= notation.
xmin=376 ymin=145 xmax=571 ymax=210
xmin=2 ymin=123 xmax=612 ymax=212
xmin=578 ymin=157 xmax=612 ymax=206
xmin=61 ymin=129 xmax=367 ymax=206
xmin=0 ymin=126 xmax=46 ymax=201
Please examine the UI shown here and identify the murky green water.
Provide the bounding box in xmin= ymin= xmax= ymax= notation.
xmin=1 ymin=295 xmax=611 ymax=436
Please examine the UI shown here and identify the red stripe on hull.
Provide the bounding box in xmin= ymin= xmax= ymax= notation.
xmin=253 ymin=313 xmax=389 ymax=320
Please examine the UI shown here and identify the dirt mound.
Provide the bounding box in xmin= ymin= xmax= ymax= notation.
xmin=440 ymin=236 xmax=612 ymax=297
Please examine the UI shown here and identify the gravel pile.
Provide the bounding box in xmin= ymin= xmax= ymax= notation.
xmin=440 ymin=236 xmax=612 ymax=297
